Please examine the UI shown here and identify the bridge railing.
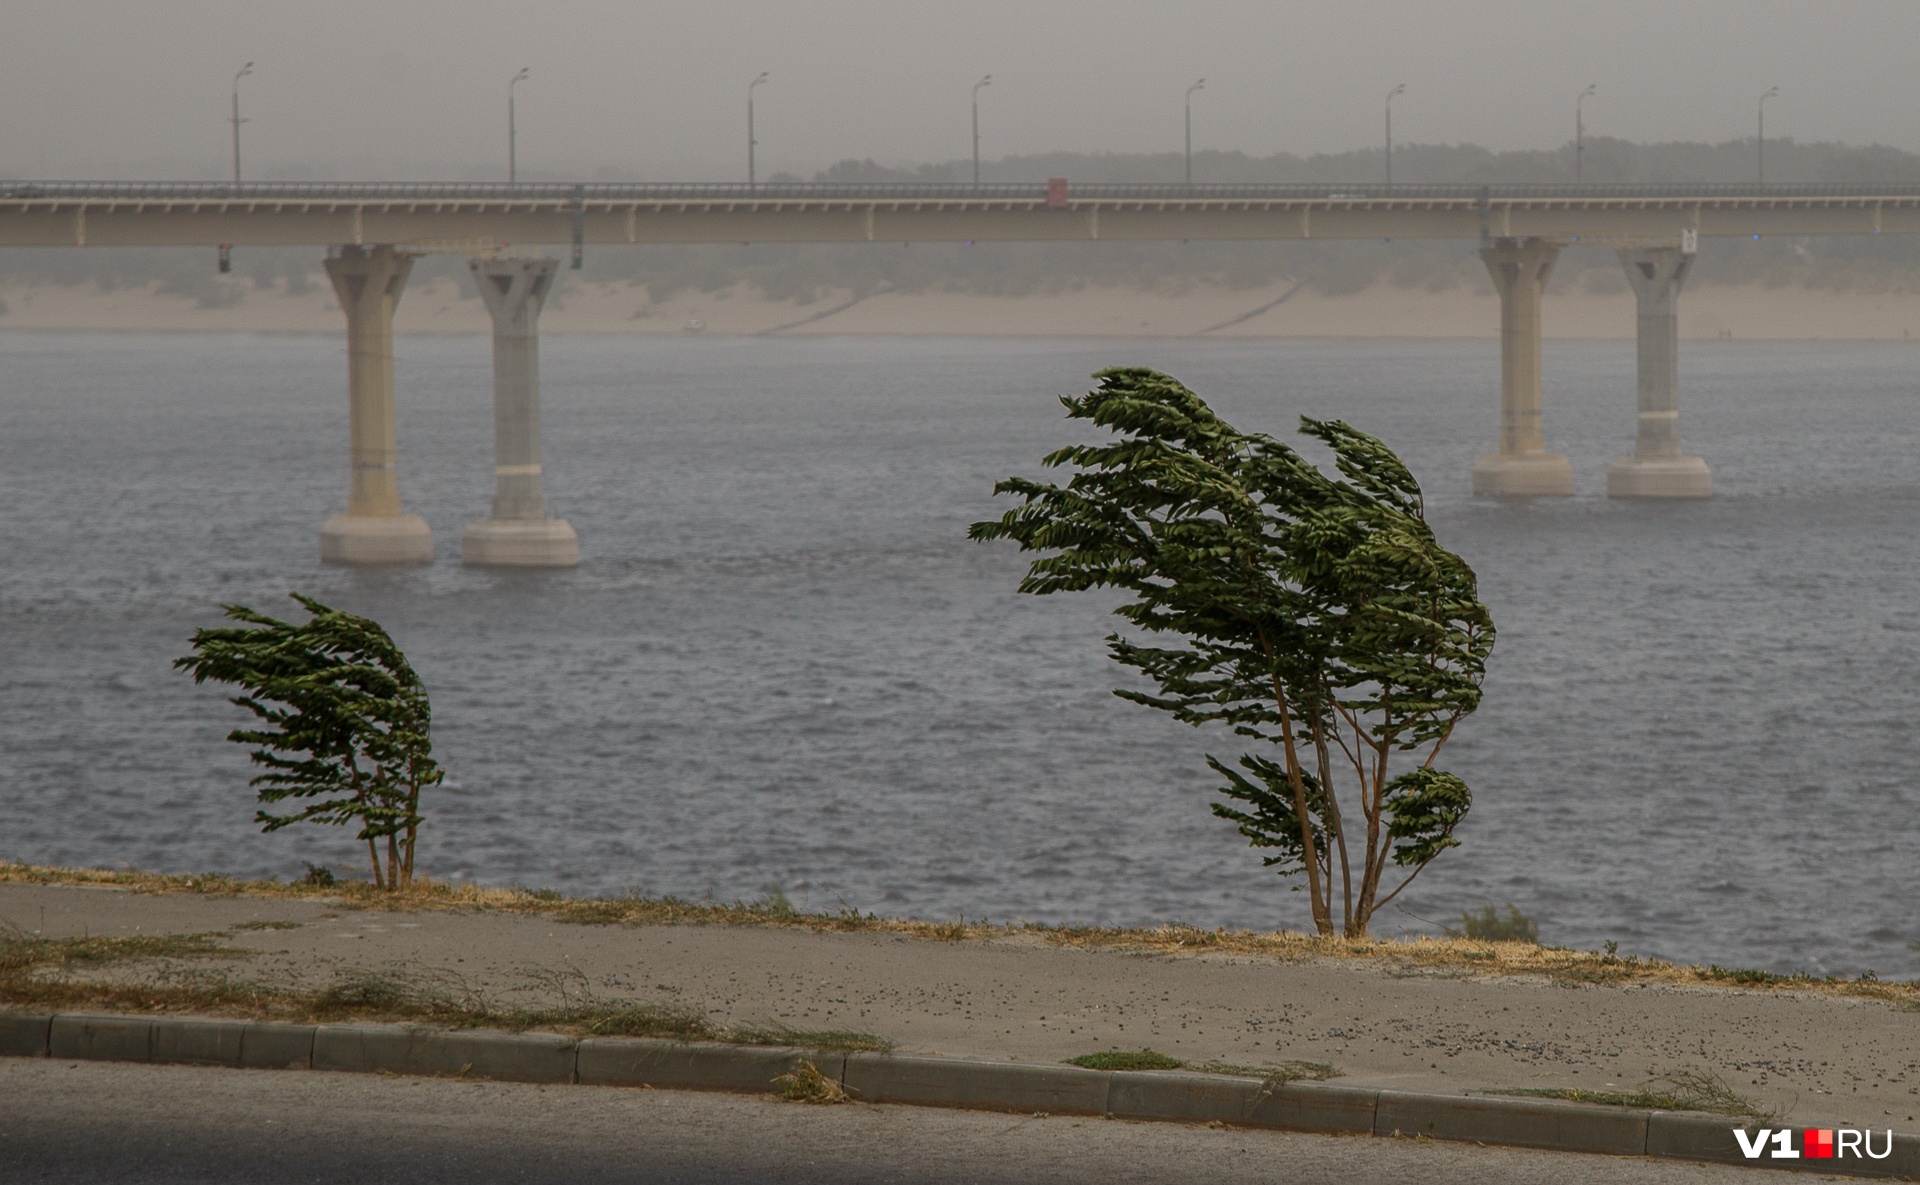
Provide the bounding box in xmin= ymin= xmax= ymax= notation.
xmin=9 ymin=180 xmax=1920 ymax=203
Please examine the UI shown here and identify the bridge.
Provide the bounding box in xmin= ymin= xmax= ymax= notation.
xmin=8 ymin=180 xmax=1918 ymax=564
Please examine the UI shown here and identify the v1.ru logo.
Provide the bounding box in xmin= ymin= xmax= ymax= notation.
xmin=1733 ymin=1127 xmax=1894 ymax=1160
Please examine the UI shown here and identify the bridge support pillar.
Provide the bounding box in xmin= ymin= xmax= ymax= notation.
xmin=319 ymin=245 xmax=434 ymax=563
xmin=1472 ymin=237 xmax=1575 ymax=496
xmin=461 ymin=257 xmax=579 ymax=567
xmin=1608 ymin=245 xmax=1710 ymax=498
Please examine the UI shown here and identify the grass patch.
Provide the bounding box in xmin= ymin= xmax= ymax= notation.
xmin=1702 ymin=965 xmax=1793 ymax=986
xmin=0 ymin=949 xmax=894 ymax=1054
xmin=1063 ymin=1048 xmax=1340 ymax=1086
xmin=1065 ymin=1048 xmax=1183 ymax=1072
xmin=1457 ymin=904 xmax=1540 ymax=944
xmin=728 ymin=1024 xmax=895 ymax=1053
xmin=1492 ymin=1071 xmax=1775 ymax=1121
xmin=1192 ymin=1059 xmax=1340 ymax=1084
xmin=5 ymin=860 xmax=1912 ymax=1006
xmin=774 ymin=1059 xmax=850 ymax=1104
xmin=0 ymin=926 xmax=240 ymax=975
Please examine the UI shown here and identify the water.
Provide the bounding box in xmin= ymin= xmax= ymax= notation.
xmin=2 ymin=328 xmax=1917 ymax=976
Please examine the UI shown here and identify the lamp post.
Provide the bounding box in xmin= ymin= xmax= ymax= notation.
xmin=971 ymin=75 xmax=992 ymax=186
xmin=1757 ymin=85 xmax=1779 ymax=183
xmin=1384 ymin=83 xmax=1405 ymax=186
xmin=748 ymin=72 xmax=770 ymax=187
xmin=1184 ymin=78 xmax=1205 ymax=186
xmin=508 ymin=67 xmax=529 ymax=183
xmin=1575 ymin=83 xmax=1596 ymax=182
xmin=230 ymin=62 xmax=253 ymax=186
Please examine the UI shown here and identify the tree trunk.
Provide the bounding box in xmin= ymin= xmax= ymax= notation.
xmin=1310 ymin=713 xmax=1353 ymax=934
xmin=400 ymin=779 xmax=420 ymax=888
xmin=1269 ymin=675 xmax=1331 ymax=935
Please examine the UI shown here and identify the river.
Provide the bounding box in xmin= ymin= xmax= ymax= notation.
xmin=2 ymin=328 xmax=1916 ymax=975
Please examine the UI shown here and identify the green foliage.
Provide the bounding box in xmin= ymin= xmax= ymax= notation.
xmin=175 ymin=594 xmax=442 ymax=890
xmin=971 ymin=368 xmax=1494 ymax=937
xmin=1064 ymin=1049 xmax=1184 ymax=1071
xmin=1703 ymin=964 xmax=1791 ymax=986
xmin=1458 ymin=904 xmax=1540 ymax=944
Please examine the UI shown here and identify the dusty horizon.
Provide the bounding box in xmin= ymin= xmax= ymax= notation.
xmin=6 ymin=1 xmax=1920 ymax=181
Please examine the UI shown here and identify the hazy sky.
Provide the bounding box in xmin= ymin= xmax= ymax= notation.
xmin=5 ymin=1 xmax=1919 ymax=180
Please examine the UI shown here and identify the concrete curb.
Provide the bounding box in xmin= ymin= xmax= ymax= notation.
xmin=4 ymin=1011 xmax=1914 ymax=1178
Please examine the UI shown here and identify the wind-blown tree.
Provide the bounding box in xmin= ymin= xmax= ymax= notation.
xmin=969 ymin=368 xmax=1493 ymax=937
xmin=175 ymin=594 xmax=443 ymax=890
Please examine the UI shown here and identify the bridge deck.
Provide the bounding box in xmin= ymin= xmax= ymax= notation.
xmin=4 ymin=181 xmax=1920 ymax=248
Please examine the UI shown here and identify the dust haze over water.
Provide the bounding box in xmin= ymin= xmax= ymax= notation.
xmin=3 ymin=332 xmax=1920 ymax=977
xmin=5 ymin=1 xmax=1920 ymax=179
xmin=6 ymin=2 xmax=1920 ymax=978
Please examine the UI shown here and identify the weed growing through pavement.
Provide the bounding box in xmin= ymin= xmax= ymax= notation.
xmin=0 ymin=924 xmax=241 ymax=975
xmin=1493 ymin=1070 xmax=1778 ymax=1122
xmin=1064 ymin=1047 xmax=1339 ymax=1087
xmin=773 ymin=1060 xmax=851 ymax=1104
xmin=1064 ymin=1049 xmax=1183 ymax=1072
xmin=0 ymin=925 xmax=893 ymax=1051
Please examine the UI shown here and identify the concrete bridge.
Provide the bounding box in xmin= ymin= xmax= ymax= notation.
xmin=8 ymin=180 xmax=1919 ymax=563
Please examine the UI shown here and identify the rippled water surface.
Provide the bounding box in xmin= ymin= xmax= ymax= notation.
xmin=3 ymin=329 xmax=1918 ymax=974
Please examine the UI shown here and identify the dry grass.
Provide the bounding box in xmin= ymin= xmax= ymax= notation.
xmin=0 ymin=924 xmax=892 ymax=1052
xmin=1493 ymin=1070 xmax=1777 ymax=1122
xmin=774 ymin=1060 xmax=851 ymax=1104
xmin=4 ymin=860 xmax=1907 ymax=1004
xmin=1064 ymin=1048 xmax=1341 ymax=1087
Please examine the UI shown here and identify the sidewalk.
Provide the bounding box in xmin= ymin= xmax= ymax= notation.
xmin=2 ymin=880 xmax=1912 ymax=1130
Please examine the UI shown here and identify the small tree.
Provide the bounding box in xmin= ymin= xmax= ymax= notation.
xmin=175 ymin=593 xmax=443 ymax=890
xmin=970 ymin=368 xmax=1494 ymax=937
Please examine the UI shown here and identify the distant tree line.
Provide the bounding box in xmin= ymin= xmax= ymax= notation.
xmin=8 ymin=137 xmax=1920 ymax=311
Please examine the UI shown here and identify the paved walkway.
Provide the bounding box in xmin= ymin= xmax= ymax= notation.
xmin=3 ymin=882 xmax=1914 ymax=1130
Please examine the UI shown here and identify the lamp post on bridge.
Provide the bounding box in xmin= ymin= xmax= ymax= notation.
xmin=508 ymin=67 xmax=529 ymax=184
xmin=1384 ymin=83 xmax=1405 ymax=186
xmin=1184 ymin=78 xmax=1205 ymax=186
xmin=230 ymin=62 xmax=253 ymax=186
xmin=971 ymin=75 xmax=992 ymax=186
xmin=1757 ymin=86 xmax=1780 ymax=183
xmin=748 ymin=72 xmax=770 ymax=188
xmin=1575 ymin=83 xmax=1596 ymax=182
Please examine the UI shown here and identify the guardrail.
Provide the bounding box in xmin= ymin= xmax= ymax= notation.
xmin=7 ymin=180 xmax=1920 ymax=203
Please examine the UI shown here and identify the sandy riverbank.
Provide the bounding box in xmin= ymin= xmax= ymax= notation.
xmin=5 ymin=276 xmax=1920 ymax=340
xmin=3 ymin=879 xmax=1914 ymax=1131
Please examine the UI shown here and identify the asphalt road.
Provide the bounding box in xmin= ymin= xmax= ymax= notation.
xmin=0 ymin=1059 xmax=1814 ymax=1184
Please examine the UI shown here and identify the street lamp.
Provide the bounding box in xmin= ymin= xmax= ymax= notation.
xmin=1757 ymin=86 xmax=1780 ymax=184
xmin=230 ymin=62 xmax=253 ymax=186
xmin=1575 ymin=84 xmax=1597 ymax=182
xmin=748 ymin=72 xmax=770 ymax=187
xmin=1384 ymin=83 xmax=1405 ymax=186
xmin=1184 ymin=79 xmax=1205 ymax=186
xmin=971 ymin=75 xmax=992 ymax=186
xmin=508 ymin=67 xmax=529 ymax=183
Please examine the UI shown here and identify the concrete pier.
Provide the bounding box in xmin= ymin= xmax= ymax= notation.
xmin=1472 ymin=237 xmax=1575 ymax=497
xmin=1608 ymin=244 xmax=1711 ymax=498
xmin=461 ymin=257 xmax=579 ymax=567
xmin=319 ymin=245 xmax=434 ymax=564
